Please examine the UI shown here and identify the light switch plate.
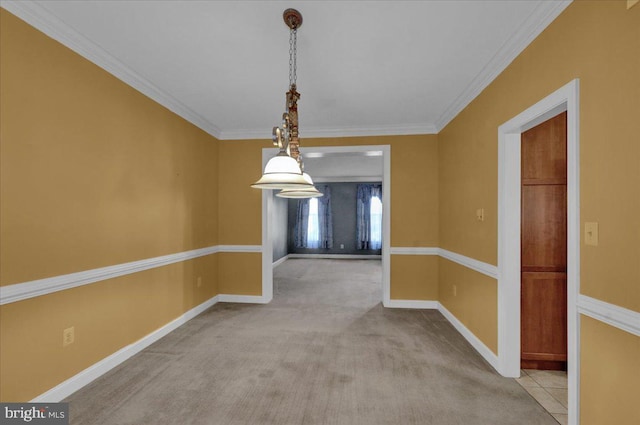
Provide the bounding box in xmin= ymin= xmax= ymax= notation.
xmin=63 ymin=326 xmax=75 ymax=347
xmin=585 ymin=222 xmax=599 ymax=246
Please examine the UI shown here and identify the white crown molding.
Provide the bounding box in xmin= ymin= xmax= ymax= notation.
xmin=219 ymin=124 xmax=438 ymax=141
xmin=578 ymin=295 xmax=640 ymax=337
xmin=218 ymin=129 xmax=272 ymax=141
xmin=2 ymin=1 xmax=572 ymax=141
xmin=31 ymin=294 xmax=220 ymax=402
xmin=389 ymin=247 xmax=439 ymax=256
xmin=434 ymin=0 xmax=573 ymax=131
xmin=0 ymin=0 xmax=223 ymax=139
xmin=0 ymin=245 xmax=261 ymax=305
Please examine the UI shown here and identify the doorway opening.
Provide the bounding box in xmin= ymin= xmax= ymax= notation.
xmin=520 ymin=110 xmax=568 ymax=372
xmin=497 ymin=79 xmax=579 ymax=425
xmin=260 ymin=145 xmax=391 ymax=305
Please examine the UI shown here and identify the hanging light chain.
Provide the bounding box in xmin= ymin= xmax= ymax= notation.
xmin=289 ymin=26 xmax=297 ymax=87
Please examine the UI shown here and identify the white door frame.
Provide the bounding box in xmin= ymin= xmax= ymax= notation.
xmin=260 ymin=144 xmax=391 ymax=305
xmin=497 ymin=79 xmax=580 ymax=424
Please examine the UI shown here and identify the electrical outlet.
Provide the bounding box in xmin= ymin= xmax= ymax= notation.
xmin=63 ymin=327 xmax=75 ymax=347
xmin=476 ymin=208 xmax=485 ymax=222
xmin=453 ymin=285 xmax=457 ymax=297
xmin=340 ymin=244 xmax=345 ymax=249
xmin=197 ymin=276 xmax=202 ymax=288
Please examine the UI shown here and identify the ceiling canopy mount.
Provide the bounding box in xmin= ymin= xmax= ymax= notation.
xmin=283 ymin=8 xmax=303 ymax=30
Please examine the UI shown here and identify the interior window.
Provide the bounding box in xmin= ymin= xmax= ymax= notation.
xmin=306 ymin=197 xmax=320 ymax=248
xmin=370 ymin=195 xmax=382 ymax=249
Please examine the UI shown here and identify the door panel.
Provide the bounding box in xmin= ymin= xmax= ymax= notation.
xmin=521 ymin=111 xmax=567 ymax=370
xmin=521 ymin=112 xmax=567 ymax=182
xmin=521 ymin=185 xmax=567 ymax=272
xmin=521 ymin=272 xmax=568 ymax=365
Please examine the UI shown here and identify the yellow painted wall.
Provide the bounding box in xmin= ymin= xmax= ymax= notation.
xmin=0 ymin=11 xmax=219 ymax=285
xmin=437 ymin=1 xmax=639 ymax=421
xmin=218 ymin=139 xmax=270 ymax=246
xmin=218 ymin=253 xmax=262 ymax=296
xmin=438 ymin=258 xmax=498 ymax=354
xmin=0 ymin=10 xmax=220 ymax=401
xmin=217 ymin=135 xmax=439 ymax=300
xmin=216 ymin=139 xmax=271 ymax=296
xmin=580 ymin=316 xmax=640 ymax=425
xmin=3 ymin=2 xmax=638 ymax=421
xmin=390 ymin=256 xmax=439 ymax=301
xmin=304 ymin=135 xmax=440 ymax=248
xmin=0 ymin=257 xmax=218 ymax=402
xmin=439 ymin=0 xmax=639 ymax=310
xmin=219 ymin=135 xmax=439 ymax=246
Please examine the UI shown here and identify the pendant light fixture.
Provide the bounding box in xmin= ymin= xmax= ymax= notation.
xmin=277 ymin=158 xmax=323 ymax=198
xmin=251 ymin=8 xmax=321 ymax=198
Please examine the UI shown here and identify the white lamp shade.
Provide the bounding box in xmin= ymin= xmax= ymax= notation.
xmin=276 ymin=187 xmax=323 ymax=198
xmin=276 ymin=174 xmax=323 ymax=198
xmin=251 ymin=154 xmax=312 ymax=190
xmin=265 ymin=155 xmax=301 ymax=174
xmin=306 ymin=173 xmax=317 ymax=183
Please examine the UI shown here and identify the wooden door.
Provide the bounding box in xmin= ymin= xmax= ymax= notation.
xmin=521 ymin=111 xmax=567 ymax=370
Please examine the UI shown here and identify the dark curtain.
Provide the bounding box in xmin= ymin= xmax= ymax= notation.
xmin=294 ymin=185 xmax=333 ymax=249
xmin=356 ymin=184 xmax=382 ymax=250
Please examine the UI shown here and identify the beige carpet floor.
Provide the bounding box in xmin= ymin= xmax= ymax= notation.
xmin=65 ymin=259 xmax=557 ymax=425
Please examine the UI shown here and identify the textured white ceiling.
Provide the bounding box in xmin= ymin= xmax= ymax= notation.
xmin=3 ymin=0 xmax=571 ymax=140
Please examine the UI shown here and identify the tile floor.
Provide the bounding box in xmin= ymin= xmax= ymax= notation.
xmin=516 ymin=369 xmax=568 ymax=425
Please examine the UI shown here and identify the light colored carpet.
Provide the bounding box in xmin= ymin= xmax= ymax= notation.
xmin=66 ymin=259 xmax=557 ymax=424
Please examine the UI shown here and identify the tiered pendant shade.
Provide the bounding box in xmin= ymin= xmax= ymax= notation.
xmin=276 ymin=173 xmax=323 ymax=198
xmin=251 ymin=152 xmax=312 ymax=190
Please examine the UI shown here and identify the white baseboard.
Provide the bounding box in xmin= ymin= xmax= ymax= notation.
xmin=437 ymin=303 xmax=500 ymax=372
xmin=31 ymin=295 xmax=220 ymax=402
xmin=384 ymin=299 xmax=439 ymax=309
xmin=218 ymin=294 xmax=270 ymax=304
xmin=288 ymin=254 xmax=382 ymax=260
xmin=272 ymin=255 xmax=289 ymax=268
xmin=30 ymin=292 xmax=270 ymax=402
xmin=382 ymin=299 xmax=499 ymax=373
xmin=29 ymin=293 xmax=501 ymax=403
